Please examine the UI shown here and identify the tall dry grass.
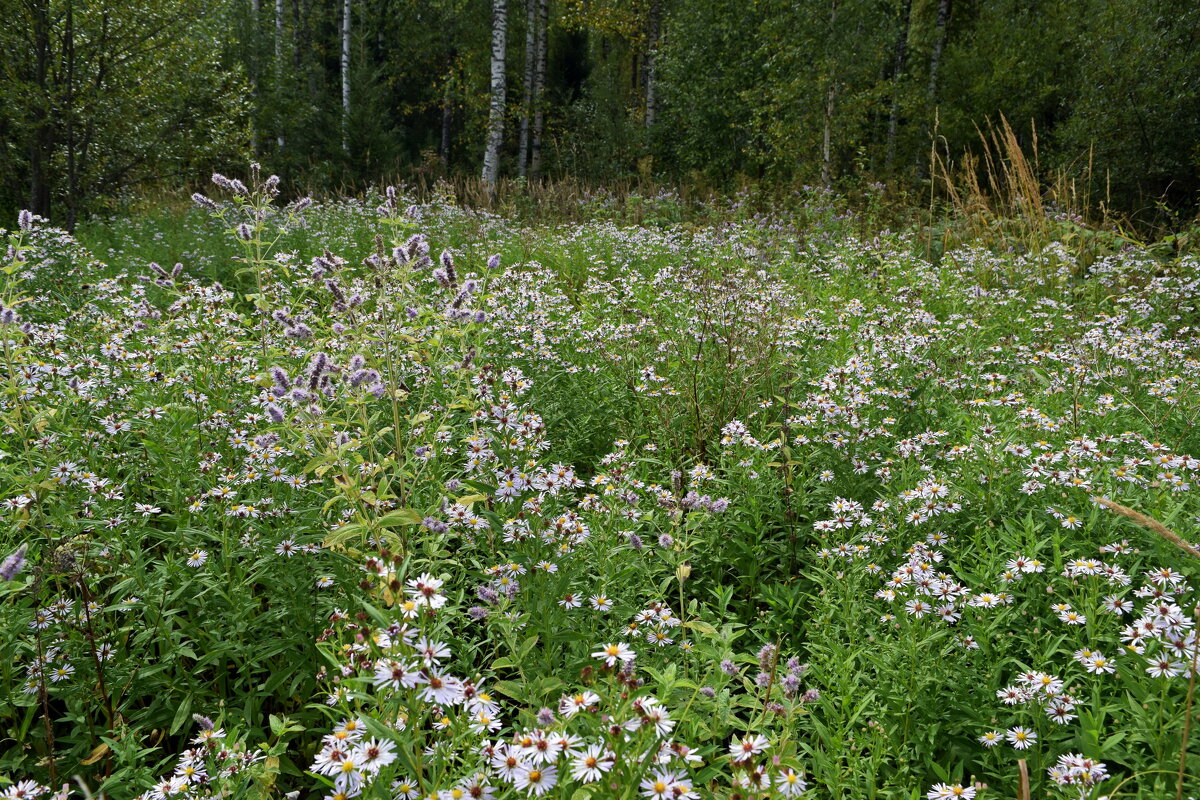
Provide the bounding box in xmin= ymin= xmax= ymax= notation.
xmin=927 ymin=113 xmax=1126 ymax=255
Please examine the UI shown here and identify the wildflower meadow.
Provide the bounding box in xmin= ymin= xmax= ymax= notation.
xmin=2 ymin=170 xmax=1199 ymax=800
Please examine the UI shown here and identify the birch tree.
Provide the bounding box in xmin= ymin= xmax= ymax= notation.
xmin=481 ymin=0 xmax=507 ymax=194
xmin=884 ymin=0 xmax=911 ymax=169
xmin=439 ymin=59 xmax=455 ymax=169
xmin=821 ymin=0 xmax=838 ymax=187
xmin=25 ymin=0 xmax=52 ymax=217
xmin=528 ymin=0 xmax=547 ymax=181
xmin=275 ymin=0 xmax=285 ymax=148
xmin=927 ymin=0 xmax=950 ymax=104
xmin=250 ymin=0 xmax=260 ymax=154
xmin=341 ymin=0 xmax=351 ymax=153
xmin=644 ymin=0 xmax=661 ymax=129
xmin=517 ymin=0 xmax=535 ymax=178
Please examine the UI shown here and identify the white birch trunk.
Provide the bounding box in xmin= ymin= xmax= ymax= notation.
xmin=250 ymin=0 xmax=260 ymax=154
xmin=517 ymin=0 xmax=535 ymax=179
xmin=821 ymin=0 xmax=838 ymax=187
xmin=885 ymin=0 xmax=911 ymax=169
xmin=529 ymin=0 xmax=547 ymax=181
xmin=644 ymin=0 xmax=660 ymax=129
xmin=481 ymin=0 xmax=508 ymax=195
xmin=927 ymin=0 xmax=950 ymax=102
xmin=341 ymin=0 xmax=351 ymax=153
xmin=275 ymin=0 xmax=285 ymax=148
xmin=440 ymin=69 xmax=453 ymax=169
xmin=822 ymin=83 xmax=835 ymax=187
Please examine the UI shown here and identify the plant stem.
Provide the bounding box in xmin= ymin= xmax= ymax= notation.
xmin=1175 ymin=604 xmax=1200 ymax=800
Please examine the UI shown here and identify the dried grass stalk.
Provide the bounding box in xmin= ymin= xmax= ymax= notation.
xmin=1092 ymin=495 xmax=1200 ymax=560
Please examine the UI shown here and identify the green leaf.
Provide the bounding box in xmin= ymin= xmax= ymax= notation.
xmin=494 ymin=680 xmax=526 ymax=699
xmin=538 ymin=676 xmax=564 ymax=694
xmin=324 ymin=523 xmax=367 ymax=548
xmin=519 ymin=635 xmax=540 ymax=661
xmin=377 ymin=508 xmax=423 ymax=527
xmin=169 ymin=693 xmax=193 ymax=736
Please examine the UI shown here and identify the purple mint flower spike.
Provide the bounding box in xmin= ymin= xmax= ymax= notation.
xmin=0 ymin=544 xmax=28 ymax=581
xmin=192 ymin=193 xmax=218 ymax=211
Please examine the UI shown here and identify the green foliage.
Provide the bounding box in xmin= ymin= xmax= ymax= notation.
xmin=0 ymin=0 xmax=248 ymax=225
xmin=1055 ymin=0 xmax=1200 ymax=210
xmin=3 ymin=175 xmax=1200 ymax=799
xmin=655 ymin=0 xmax=766 ymax=179
xmin=7 ymin=0 xmax=1200 ymax=227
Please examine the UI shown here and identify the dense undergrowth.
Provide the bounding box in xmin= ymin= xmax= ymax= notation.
xmin=2 ymin=170 xmax=1199 ymax=800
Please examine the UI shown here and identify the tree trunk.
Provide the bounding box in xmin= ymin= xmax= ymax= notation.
xmin=927 ymin=0 xmax=950 ymax=103
xmin=274 ymin=0 xmax=283 ymax=72
xmin=275 ymin=0 xmax=285 ymax=149
xmin=917 ymin=0 xmax=950 ymax=176
xmin=821 ymin=0 xmax=838 ymax=187
xmin=63 ymin=0 xmax=78 ymax=229
xmin=341 ymin=0 xmax=351 ymax=153
xmin=74 ymin=9 xmax=108 ymax=227
xmin=481 ymin=0 xmax=508 ymax=195
xmin=250 ymin=0 xmax=260 ymax=155
xmin=529 ymin=0 xmax=548 ymax=181
xmin=822 ymin=83 xmax=835 ymax=187
xmin=884 ymin=0 xmax=911 ymax=170
xmin=302 ymin=0 xmax=318 ymax=100
xmin=28 ymin=0 xmax=52 ymax=218
xmin=292 ymin=0 xmax=301 ymax=72
xmin=644 ymin=0 xmax=661 ymax=130
xmin=517 ymin=0 xmax=535 ymax=178
xmin=440 ymin=59 xmax=454 ymax=169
